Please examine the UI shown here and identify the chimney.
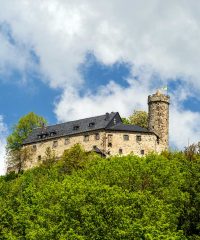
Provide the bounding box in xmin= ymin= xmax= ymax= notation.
xmin=105 ymin=112 xmax=110 ymax=121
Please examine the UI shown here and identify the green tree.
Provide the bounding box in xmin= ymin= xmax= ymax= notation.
xmin=6 ymin=112 xmax=47 ymax=173
xmin=7 ymin=112 xmax=47 ymax=151
xmin=42 ymin=147 xmax=56 ymax=169
xmin=6 ymin=146 xmax=33 ymax=173
xmin=122 ymin=110 xmax=148 ymax=128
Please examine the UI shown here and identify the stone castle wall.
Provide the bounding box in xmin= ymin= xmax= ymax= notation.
xmin=24 ymin=130 xmax=161 ymax=169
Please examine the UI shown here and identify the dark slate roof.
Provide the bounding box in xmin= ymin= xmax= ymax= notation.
xmin=23 ymin=112 xmax=118 ymax=145
xmin=23 ymin=112 xmax=156 ymax=145
xmin=106 ymin=122 xmax=150 ymax=133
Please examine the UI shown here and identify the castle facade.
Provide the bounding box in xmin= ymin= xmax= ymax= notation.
xmin=22 ymin=91 xmax=170 ymax=169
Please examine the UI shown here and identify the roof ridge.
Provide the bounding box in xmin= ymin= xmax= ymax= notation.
xmin=34 ymin=112 xmax=117 ymax=130
xmin=104 ymin=112 xmax=119 ymax=128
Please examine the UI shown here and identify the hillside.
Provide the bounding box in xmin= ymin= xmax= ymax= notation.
xmin=0 ymin=146 xmax=200 ymax=239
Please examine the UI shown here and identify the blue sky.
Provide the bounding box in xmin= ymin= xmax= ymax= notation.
xmin=0 ymin=0 xmax=200 ymax=175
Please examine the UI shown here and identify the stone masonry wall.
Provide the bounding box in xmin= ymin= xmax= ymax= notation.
xmin=24 ymin=131 xmax=106 ymax=169
xmin=148 ymin=92 xmax=170 ymax=150
xmin=105 ymin=132 xmax=160 ymax=156
xmin=24 ymin=131 xmax=160 ymax=170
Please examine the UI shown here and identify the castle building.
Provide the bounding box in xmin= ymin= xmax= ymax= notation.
xmin=22 ymin=91 xmax=170 ymax=169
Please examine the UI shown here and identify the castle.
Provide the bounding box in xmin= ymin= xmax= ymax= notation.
xmin=22 ymin=91 xmax=170 ymax=169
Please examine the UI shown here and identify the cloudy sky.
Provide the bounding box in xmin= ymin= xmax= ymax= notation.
xmin=0 ymin=0 xmax=200 ymax=175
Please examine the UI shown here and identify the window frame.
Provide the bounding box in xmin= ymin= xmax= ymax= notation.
xmin=95 ymin=133 xmax=100 ymax=140
xmin=52 ymin=140 xmax=58 ymax=148
xmin=64 ymin=137 xmax=70 ymax=145
xmin=108 ymin=134 xmax=113 ymax=142
xmin=136 ymin=135 xmax=142 ymax=142
xmin=141 ymin=150 xmax=145 ymax=155
xmin=32 ymin=145 xmax=37 ymax=151
xmin=83 ymin=135 xmax=89 ymax=142
xmin=123 ymin=134 xmax=129 ymax=141
xmin=89 ymin=122 xmax=95 ymax=127
xmin=73 ymin=125 xmax=80 ymax=131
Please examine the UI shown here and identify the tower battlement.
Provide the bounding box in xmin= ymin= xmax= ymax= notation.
xmin=148 ymin=91 xmax=170 ymax=104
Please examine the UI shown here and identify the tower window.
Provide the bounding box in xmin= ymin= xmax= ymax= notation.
xmin=53 ymin=141 xmax=58 ymax=148
xmin=123 ymin=135 xmax=129 ymax=141
xmin=108 ymin=142 xmax=112 ymax=147
xmin=136 ymin=135 xmax=142 ymax=141
xmin=38 ymin=155 xmax=41 ymax=161
xmin=157 ymin=137 xmax=160 ymax=144
xmin=141 ymin=150 xmax=145 ymax=155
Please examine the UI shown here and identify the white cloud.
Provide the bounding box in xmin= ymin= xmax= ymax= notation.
xmin=170 ymin=107 xmax=200 ymax=149
xmin=0 ymin=0 xmax=199 ymax=156
xmin=0 ymin=116 xmax=7 ymax=176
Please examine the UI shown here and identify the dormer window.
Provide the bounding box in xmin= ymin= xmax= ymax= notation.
xmin=50 ymin=131 xmax=56 ymax=137
xmin=89 ymin=122 xmax=95 ymax=127
xmin=38 ymin=134 xmax=42 ymax=139
xmin=42 ymin=134 xmax=47 ymax=138
xmin=73 ymin=125 xmax=79 ymax=130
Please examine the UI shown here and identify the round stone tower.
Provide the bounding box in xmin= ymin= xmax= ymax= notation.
xmin=148 ymin=91 xmax=170 ymax=150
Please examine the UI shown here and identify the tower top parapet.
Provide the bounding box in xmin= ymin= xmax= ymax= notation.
xmin=148 ymin=91 xmax=170 ymax=105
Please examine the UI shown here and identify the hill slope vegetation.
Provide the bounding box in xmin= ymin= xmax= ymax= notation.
xmin=0 ymin=145 xmax=200 ymax=240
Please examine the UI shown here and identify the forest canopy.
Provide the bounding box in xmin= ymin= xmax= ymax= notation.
xmin=0 ymin=145 xmax=200 ymax=239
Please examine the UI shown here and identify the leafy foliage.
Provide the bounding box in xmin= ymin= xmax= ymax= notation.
xmin=7 ymin=112 xmax=47 ymax=151
xmin=6 ymin=146 xmax=33 ymax=173
xmin=6 ymin=112 xmax=47 ymax=173
xmin=122 ymin=110 xmax=148 ymax=128
xmin=1 ymin=148 xmax=200 ymax=239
